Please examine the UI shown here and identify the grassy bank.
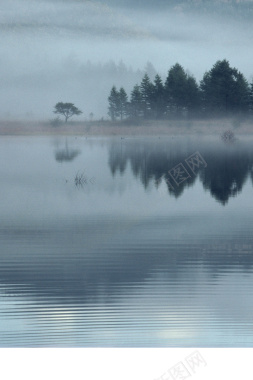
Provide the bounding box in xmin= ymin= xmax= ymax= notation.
xmin=0 ymin=118 xmax=253 ymax=136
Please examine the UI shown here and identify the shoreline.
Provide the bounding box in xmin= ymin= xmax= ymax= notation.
xmin=0 ymin=118 xmax=253 ymax=136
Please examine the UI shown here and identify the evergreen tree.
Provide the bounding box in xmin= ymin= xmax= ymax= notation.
xmin=129 ymin=84 xmax=142 ymax=119
xmin=232 ymin=72 xmax=250 ymax=114
xmin=165 ymin=63 xmax=189 ymax=117
xmin=144 ymin=61 xmax=157 ymax=81
xmin=185 ymin=75 xmax=200 ymax=117
xmin=150 ymin=74 xmax=166 ymax=119
xmin=118 ymin=87 xmax=128 ymax=120
xmin=108 ymin=86 xmax=120 ymax=121
xmin=107 ymin=59 xmax=251 ymax=122
xmin=250 ymin=82 xmax=253 ymax=114
xmin=140 ymin=73 xmax=153 ymax=119
xmin=200 ymin=60 xmax=250 ymax=116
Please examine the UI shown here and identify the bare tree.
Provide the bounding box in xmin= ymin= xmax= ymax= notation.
xmin=54 ymin=102 xmax=82 ymax=123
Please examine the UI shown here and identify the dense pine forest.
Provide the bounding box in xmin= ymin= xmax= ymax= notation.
xmin=107 ymin=60 xmax=253 ymax=121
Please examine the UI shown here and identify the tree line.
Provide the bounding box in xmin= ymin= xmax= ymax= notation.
xmin=108 ymin=60 xmax=253 ymax=121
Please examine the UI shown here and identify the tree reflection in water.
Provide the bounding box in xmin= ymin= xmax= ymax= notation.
xmin=55 ymin=139 xmax=81 ymax=162
xmin=108 ymin=137 xmax=253 ymax=205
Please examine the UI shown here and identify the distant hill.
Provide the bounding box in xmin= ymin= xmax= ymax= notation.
xmin=103 ymin=0 xmax=253 ymax=5
xmin=103 ymin=0 xmax=253 ymax=20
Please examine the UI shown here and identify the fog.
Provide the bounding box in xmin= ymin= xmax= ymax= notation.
xmin=1 ymin=0 xmax=253 ymax=120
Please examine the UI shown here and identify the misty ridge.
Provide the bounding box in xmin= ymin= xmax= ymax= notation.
xmin=1 ymin=0 xmax=253 ymax=120
xmin=1 ymin=58 xmax=154 ymax=120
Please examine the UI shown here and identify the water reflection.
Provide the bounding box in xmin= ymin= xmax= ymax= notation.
xmin=108 ymin=137 xmax=253 ymax=204
xmin=55 ymin=139 xmax=81 ymax=162
xmin=0 ymin=135 xmax=253 ymax=347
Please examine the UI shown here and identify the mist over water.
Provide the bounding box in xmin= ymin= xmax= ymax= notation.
xmin=1 ymin=0 xmax=253 ymax=120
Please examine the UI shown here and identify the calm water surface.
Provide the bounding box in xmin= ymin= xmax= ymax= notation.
xmin=1 ymin=134 xmax=253 ymax=347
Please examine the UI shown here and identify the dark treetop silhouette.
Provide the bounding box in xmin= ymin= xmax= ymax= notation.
xmin=54 ymin=102 xmax=82 ymax=123
xmin=107 ymin=60 xmax=253 ymax=121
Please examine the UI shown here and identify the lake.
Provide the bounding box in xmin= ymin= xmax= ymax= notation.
xmin=0 ymin=134 xmax=253 ymax=347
